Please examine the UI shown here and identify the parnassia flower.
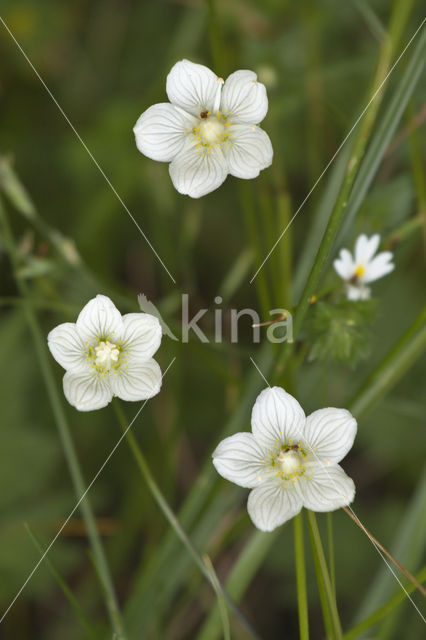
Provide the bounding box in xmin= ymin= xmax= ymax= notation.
xmin=213 ymin=387 xmax=356 ymax=532
xmin=48 ymin=295 xmax=162 ymax=411
xmin=134 ymin=59 xmax=273 ymax=198
xmin=333 ymin=234 xmax=394 ymax=301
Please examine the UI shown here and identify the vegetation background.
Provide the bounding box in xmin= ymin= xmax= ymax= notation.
xmin=0 ymin=0 xmax=425 ymax=638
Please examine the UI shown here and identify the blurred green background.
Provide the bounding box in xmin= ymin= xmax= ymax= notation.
xmin=0 ymin=0 xmax=425 ymax=638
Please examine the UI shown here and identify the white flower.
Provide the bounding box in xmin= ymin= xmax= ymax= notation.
xmin=133 ymin=59 xmax=273 ymax=198
xmin=212 ymin=387 xmax=356 ymax=532
xmin=333 ymin=234 xmax=394 ymax=300
xmin=48 ymin=295 xmax=162 ymax=411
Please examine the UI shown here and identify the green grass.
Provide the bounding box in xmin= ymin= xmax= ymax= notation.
xmin=0 ymin=1 xmax=425 ymax=638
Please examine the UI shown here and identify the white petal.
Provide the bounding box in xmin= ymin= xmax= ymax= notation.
xmin=354 ymin=234 xmax=380 ymax=265
xmin=221 ymin=70 xmax=268 ymax=124
xmin=76 ymin=295 xmax=123 ymax=343
xmin=63 ymin=370 xmax=113 ymax=411
xmin=133 ymin=103 xmax=196 ymax=162
xmin=166 ymin=59 xmax=223 ymax=116
xmin=251 ymin=387 xmax=306 ymax=450
xmin=48 ymin=322 xmax=87 ymax=371
xmin=224 ymin=125 xmax=273 ymax=179
xmin=247 ymin=481 xmax=302 ymax=531
xmin=363 ymin=252 xmax=394 ymax=283
xmin=333 ymin=249 xmax=355 ymax=280
xmin=299 ymin=464 xmax=355 ymax=512
xmin=169 ymin=143 xmax=228 ymax=198
xmin=110 ymin=358 xmax=162 ymax=402
xmin=345 ymin=283 xmax=370 ymax=300
xmin=213 ymin=432 xmax=268 ymax=489
xmin=121 ymin=313 xmax=162 ymax=360
xmin=303 ymin=408 xmax=357 ymax=464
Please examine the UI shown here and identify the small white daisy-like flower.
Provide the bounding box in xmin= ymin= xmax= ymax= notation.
xmin=48 ymin=295 xmax=162 ymax=411
xmin=213 ymin=387 xmax=356 ymax=532
xmin=333 ymin=234 xmax=394 ymax=301
xmin=133 ymin=59 xmax=273 ymax=198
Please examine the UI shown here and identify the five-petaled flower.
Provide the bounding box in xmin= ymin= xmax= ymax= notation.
xmin=133 ymin=59 xmax=273 ymax=198
xmin=48 ymin=295 xmax=162 ymax=411
xmin=333 ymin=234 xmax=394 ymax=301
xmin=212 ymin=387 xmax=356 ymax=532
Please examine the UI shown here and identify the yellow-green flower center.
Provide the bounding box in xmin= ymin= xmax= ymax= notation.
xmin=94 ymin=340 xmax=120 ymax=370
xmin=199 ymin=116 xmax=226 ymax=145
xmin=277 ymin=449 xmax=304 ymax=476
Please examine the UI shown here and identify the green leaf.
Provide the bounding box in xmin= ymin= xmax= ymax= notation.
xmin=307 ymin=299 xmax=378 ymax=366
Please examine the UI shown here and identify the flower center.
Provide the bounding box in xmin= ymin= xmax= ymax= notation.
xmin=94 ymin=340 xmax=120 ymax=371
xmin=199 ymin=116 xmax=226 ymax=146
xmin=354 ymin=265 xmax=365 ymax=277
xmin=277 ymin=449 xmax=303 ymax=476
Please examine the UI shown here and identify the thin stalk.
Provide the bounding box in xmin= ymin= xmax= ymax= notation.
xmin=343 ymin=566 xmax=426 ymax=640
xmin=111 ymin=399 xmax=258 ymax=640
xmin=342 ymin=507 xmax=426 ymax=597
xmin=407 ymin=101 xmax=426 ymax=250
xmin=0 ymin=197 xmax=125 ymax=639
xmin=294 ymin=512 xmax=309 ymax=640
xmin=203 ymin=555 xmax=231 ymax=640
xmin=336 ymin=24 xmax=426 ymax=246
xmin=123 ymin=344 xmax=275 ymax=632
xmin=307 ymin=510 xmax=343 ymax=640
xmin=327 ymin=512 xmax=336 ymax=599
xmin=196 ymin=530 xmax=277 ymax=640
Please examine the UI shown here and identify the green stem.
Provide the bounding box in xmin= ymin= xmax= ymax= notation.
xmin=196 ymin=530 xmax=277 ymax=640
xmin=111 ymin=399 xmax=258 ymax=640
xmin=307 ymin=511 xmax=343 ymax=640
xmin=294 ymin=512 xmax=309 ymax=640
xmin=327 ymin=512 xmax=336 ymax=599
xmin=203 ymin=555 xmax=231 ymax=640
xmin=407 ymin=101 xmax=426 ymax=249
xmin=0 ymin=197 xmax=126 ymax=639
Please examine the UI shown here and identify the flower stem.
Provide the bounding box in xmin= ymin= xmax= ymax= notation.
xmin=294 ymin=512 xmax=309 ymax=640
xmin=307 ymin=510 xmax=343 ymax=640
xmin=327 ymin=512 xmax=336 ymax=599
xmin=111 ymin=399 xmax=258 ymax=639
xmin=342 ymin=506 xmax=426 ymax=597
xmin=0 ymin=197 xmax=126 ymax=639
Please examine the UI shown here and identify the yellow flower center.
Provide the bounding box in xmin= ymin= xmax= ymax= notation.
xmin=277 ymin=449 xmax=304 ymax=476
xmin=94 ymin=340 xmax=120 ymax=371
xmin=199 ymin=116 xmax=226 ymax=145
xmin=354 ymin=265 xmax=365 ymax=277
